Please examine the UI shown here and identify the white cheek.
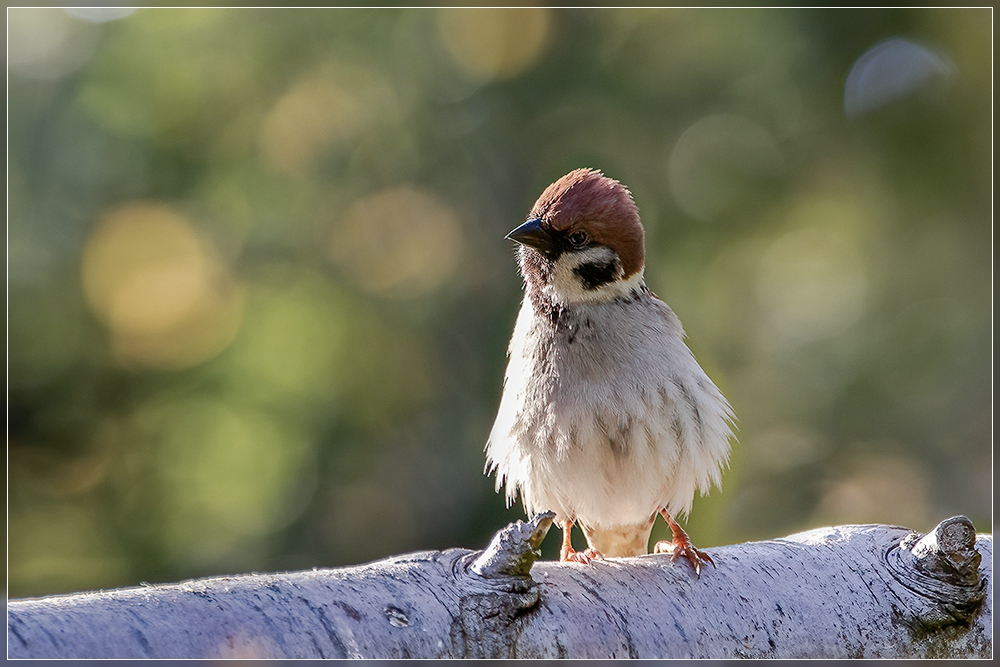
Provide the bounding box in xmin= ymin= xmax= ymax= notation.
xmin=547 ymin=247 xmax=644 ymax=304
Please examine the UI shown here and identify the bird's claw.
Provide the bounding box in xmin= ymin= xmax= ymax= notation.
xmin=561 ymin=547 xmax=604 ymax=564
xmin=654 ymin=539 xmax=715 ymax=576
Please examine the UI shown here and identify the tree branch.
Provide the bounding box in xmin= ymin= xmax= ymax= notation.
xmin=7 ymin=514 xmax=991 ymax=659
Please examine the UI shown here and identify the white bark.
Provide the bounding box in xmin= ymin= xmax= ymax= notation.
xmin=7 ymin=514 xmax=991 ymax=659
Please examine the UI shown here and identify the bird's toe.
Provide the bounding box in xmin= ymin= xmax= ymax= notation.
xmin=654 ymin=540 xmax=714 ymax=576
xmin=562 ymin=547 xmax=605 ymax=564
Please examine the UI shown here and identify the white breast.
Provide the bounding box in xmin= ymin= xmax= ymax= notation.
xmin=485 ymin=290 xmax=734 ymax=528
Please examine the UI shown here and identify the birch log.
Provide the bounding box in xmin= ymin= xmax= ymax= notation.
xmin=7 ymin=514 xmax=991 ymax=659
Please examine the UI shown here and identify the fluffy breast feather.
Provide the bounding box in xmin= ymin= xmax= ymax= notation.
xmin=486 ymin=292 xmax=734 ymax=528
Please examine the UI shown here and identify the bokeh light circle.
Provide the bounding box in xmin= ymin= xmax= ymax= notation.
xmin=329 ymin=187 xmax=464 ymax=299
xmin=81 ymin=202 xmax=243 ymax=369
xmin=437 ymin=8 xmax=551 ymax=82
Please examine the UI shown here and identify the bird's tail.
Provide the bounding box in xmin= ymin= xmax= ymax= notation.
xmin=579 ymin=517 xmax=657 ymax=558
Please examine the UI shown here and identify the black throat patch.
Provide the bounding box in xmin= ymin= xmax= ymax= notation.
xmin=573 ymin=258 xmax=621 ymax=290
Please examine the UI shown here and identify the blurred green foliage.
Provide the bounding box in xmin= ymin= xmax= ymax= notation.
xmin=7 ymin=8 xmax=991 ymax=598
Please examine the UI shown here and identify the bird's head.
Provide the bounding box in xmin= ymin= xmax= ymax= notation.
xmin=507 ymin=168 xmax=645 ymax=305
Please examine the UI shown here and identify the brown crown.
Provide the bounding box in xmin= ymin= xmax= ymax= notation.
xmin=530 ymin=168 xmax=645 ymax=278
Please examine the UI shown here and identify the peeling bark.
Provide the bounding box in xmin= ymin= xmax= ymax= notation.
xmin=7 ymin=514 xmax=992 ymax=659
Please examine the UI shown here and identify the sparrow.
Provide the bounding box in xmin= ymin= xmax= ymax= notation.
xmin=485 ymin=168 xmax=735 ymax=573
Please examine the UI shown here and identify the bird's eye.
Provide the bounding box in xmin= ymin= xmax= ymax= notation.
xmin=568 ymin=231 xmax=588 ymax=247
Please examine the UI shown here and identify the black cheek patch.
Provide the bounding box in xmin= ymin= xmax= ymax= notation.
xmin=573 ymin=259 xmax=620 ymax=290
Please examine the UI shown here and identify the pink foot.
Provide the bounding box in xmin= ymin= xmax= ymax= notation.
xmin=655 ymin=509 xmax=715 ymax=576
xmin=561 ymin=547 xmax=604 ymax=564
xmin=653 ymin=538 xmax=714 ymax=575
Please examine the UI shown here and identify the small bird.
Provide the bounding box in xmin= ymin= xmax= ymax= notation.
xmin=486 ymin=168 xmax=735 ymax=573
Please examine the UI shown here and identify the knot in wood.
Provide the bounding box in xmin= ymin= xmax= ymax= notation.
xmin=466 ymin=511 xmax=555 ymax=582
xmin=911 ymin=516 xmax=981 ymax=585
xmin=886 ymin=515 xmax=986 ymax=632
xmin=449 ymin=513 xmax=556 ymax=658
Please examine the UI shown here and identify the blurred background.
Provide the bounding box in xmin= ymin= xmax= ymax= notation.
xmin=7 ymin=7 xmax=991 ymax=598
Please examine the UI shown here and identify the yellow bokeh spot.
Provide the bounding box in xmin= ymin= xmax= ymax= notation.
xmin=81 ymin=201 xmax=243 ymax=369
xmin=437 ymin=8 xmax=551 ymax=81
xmin=755 ymin=199 xmax=868 ymax=343
xmin=215 ymin=635 xmax=277 ymax=659
xmin=259 ymin=76 xmax=363 ymax=174
xmin=329 ymin=186 xmax=463 ymax=299
xmin=815 ymin=452 xmax=931 ymax=530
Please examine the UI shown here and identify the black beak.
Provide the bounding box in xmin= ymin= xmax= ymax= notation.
xmin=506 ymin=217 xmax=554 ymax=253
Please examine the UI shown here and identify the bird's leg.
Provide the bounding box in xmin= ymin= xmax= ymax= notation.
xmin=559 ymin=519 xmax=603 ymax=564
xmin=653 ymin=510 xmax=715 ymax=575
